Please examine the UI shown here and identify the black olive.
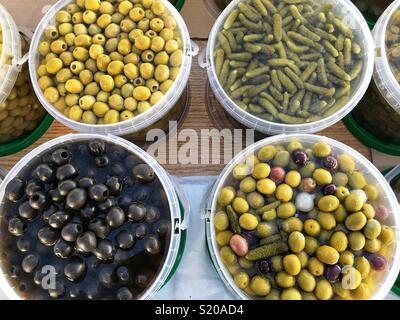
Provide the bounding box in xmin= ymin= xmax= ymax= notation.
xmin=115 ymin=230 xmax=135 ymax=249
xmin=116 ymin=266 xmax=131 ymax=284
xmin=86 ymin=283 xmax=102 ymax=300
xmin=135 ymin=270 xmax=151 ymax=289
xmin=105 ymin=176 xmax=123 ymax=195
xmin=144 ymin=235 xmax=161 ymax=255
xmin=80 ymin=203 xmax=97 ymax=220
xmin=33 ymin=270 xmax=44 ymax=286
xmin=78 ymin=176 xmax=96 ymax=188
xmin=5 ymin=178 xmax=26 ymax=202
xmin=10 ymin=265 xmax=21 ymax=279
xmin=114 ymin=249 xmax=131 ymax=264
xmin=54 ymin=239 xmax=73 ymax=259
xmin=134 ymin=224 xmax=147 ymax=240
xmin=38 ymin=227 xmax=59 ymax=246
xmin=51 ymin=148 xmax=71 ymax=166
xmin=146 ymin=205 xmax=160 ymax=223
xmin=21 ymin=253 xmax=39 ymax=273
xmin=88 ymin=140 xmax=106 ymax=156
xmin=155 ymin=220 xmax=171 ymax=236
xmin=78 ymin=144 xmax=88 ymax=155
xmin=95 ymin=155 xmax=110 ymax=168
xmin=75 ymin=231 xmax=97 ymax=253
xmin=58 ymin=179 xmax=77 ymax=196
xmin=56 ymin=164 xmax=78 ymax=181
xmin=61 ymin=222 xmax=83 ymax=242
xmin=124 ymin=155 xmax=137 ymax=169
xmin=66 ymin=188 xmax=87 ymax=210
xmin=17 ymin=237 xmax=31 ymax=252
xmin=18 ymin=201 xmax=38 ymax=220
xmin=69 ymin=286 xmax=87 ymax=300
xmin=29 ymin=192 xmax=48 ymax=210
xmin=8 ymin=217 xmax=25 ymax=236
xmin=99 ymin=265 xmax=116 ymax=288
xmin=48 ymin=280 xmax=65 ymax=298
xmin=126 ymin=203 xmax=146 ymax=222
xmin=18 ymin=281 xmax=30 ymax=293
xmin=33 ymin=164 xmax=55 ymax=183
xmin=64 ymin=256 xmax=86 ymax=282
xmin=133 ymin=186 xmax=151 ymax=202
xmin=117 ymin=287 xmax=133 ymax=300
xmin=49 ymin=188 xmax=64 ymax=203
xmin=88 ymin=218 xmax=110 ymax=239
xmin=93 ymin=239 xmax=115 ymax=261
xmin=109 ymin=146 xmax=126 ymax=160
xmin=88 ymin=184 xmax=109 ymax=202
xmin=42 ymin=205 xmax=58 ymax=222
xmin=96 ymin=197 xmax=117 ymax=212
xmin=25 ymin=180 xmax=43 ymax=197
xmin=106 ymin=207 xmax=125 ymax=228
xmin=132 ymin=164 xmax=155 ymax=183
xmin=118 ymin=195 xmax=134 ymax=209
xmin=48 ymin=211 xmax=71 ymax=229
xmin=123 ymin=176 xmax=135 ymax=188
xmin=110 ymin=163 xmax=126 ymax=176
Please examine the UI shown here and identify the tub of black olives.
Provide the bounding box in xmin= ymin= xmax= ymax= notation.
xmin=0 ymin=134 xmax=187 ymax=300
xmin=205 ymin=134 xmax=400 ymax=300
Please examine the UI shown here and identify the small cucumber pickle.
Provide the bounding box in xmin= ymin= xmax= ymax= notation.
xmin=213 ymin=137 xmax=396 ymax=300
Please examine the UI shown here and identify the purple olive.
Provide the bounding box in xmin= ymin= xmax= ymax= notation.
xmin=324 ymin=265 xmax=342 ymax=282
xmin=241 ymin=231 xmax=258 ymax=249
xmin=323 ymin=184 xmax=337 ymax=195
xmin=323 ymin=156 xmax=338 ymax=171
xmin=292 ymin=149 xmax=309 ymax=167
xmin=257 ymin=260 xmax=271 ymax=275
xmin=368 ymin=254 xmax=387 ymax=271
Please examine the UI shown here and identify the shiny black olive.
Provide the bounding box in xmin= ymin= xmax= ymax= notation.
xmin=93 ymin=239 xmax=115 ymax=261
xmin=126 ymin=203 xmax=146 ymax=222
xmin=61 ymin=222 xmax=83 ymax=242
xmin=29 ymin=192 xmax=48 ymax=210
xmin=118 ymin=195 xmax=134 ymax=209
xmin=115 ymin=230 xmax=135 ymax=249
xmin=54 ymin=239 xmax=73 ymax=259
xmin=88 ymin=140 xmax=106 ymax=156
xmin=134 ymin=224 xmax=147 ymax=240
xmin=95 ymin=155 xmax=109 ymax=168
xmin=88 ymin=184 xmax=109 ymax=202
xmin=80 ymin=203 xmax=97 ymax=220
xmin=99 ymin=265 xmax=116 ymax=288
xmin=51 ymin=148 xmax=71 ymax=166
xmin=110 ymin=163 xmax=126 ymax=176
xmin=106 ymin=207 xmax=125 ymax=228
xmin=78 ymin=176 xmax=96 ymax=188
xmin=155 ymin=220 xmax=171 ymax=236
xmin=66 ymin=188 xmax=87 ymax=210
xmin=132 ymin=164 xmax=155 ymax=183
xmin=132 ymin=186 xmax=151 ymax=202
xmin=21 ymin=253 xmax=39 ymax=273
xmin=69 ymin=286 xmax=87 ymax=300
xmin=33 ymin=270 xmax=44 ymax=286
xmin=42 ymin=205 xmax=58 ymax=222
xmin=58 ymin=180 xmax=77 ymax=196
xmin=105 ymin=176 xmax=124 ymax=195
xmin=49 ymin=188 xmax=64 ymax=203
xmin=146 ymin=205 xmax=160 ymax=223
xmin=5 ymin=178 xmax=26 ymax=202
xmin=75 ymin=231 xmax=97 ymax=253
xmin=86 ymin=283 xmax=102 ymax=300
xmin=124 ymin=155 xmax=137 ymax=169
xmin=114 ymin=249 xmax=131 ymax=264
xmin=144 ymin=235 xmax=161 ymax=255
xmin=96 ymin=197 xmax=117 ymax=212
xmin=88 ymin=218 xmax=110 ymax=239
xmin=64 ymin=256 xmax=86 ymax=282
xmin=17 ymin=237 xmax=31 ymax=252
xmin=38 ymin=226 xmax=59 ymax=246
xmin=117 ymin=287 xmax=133 ymax=300
xmin=9 ymin=265 xmax=21 ymax=279
xmin=33 ymin=164 xmax=55 ymax=183
xmin=48 ymin=211 xmax=71 ymax=229
xmin=48 ymin=280 xmax=65 ymax=298
xmin=25 ymin=180 xmax=43 ymax=197
xmin=8 ymin=217 xmax=25 ymax=236
xmin=56 ymin=164 xmax=78 ymax=181
xmin=116 ymin=266 xmax=131 ymax=284
xmin=18 ymin=201 xmax=38 ymax=220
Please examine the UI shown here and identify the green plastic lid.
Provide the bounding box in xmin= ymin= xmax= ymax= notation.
xmin=173 ymin=0 xmax=186 ymax=11
xmin=0 ymin=114 xmax=54 ymax=157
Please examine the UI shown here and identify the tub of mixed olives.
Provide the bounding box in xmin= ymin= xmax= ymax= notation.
xmin=29 ymin=0 xmax=193 ymax=140
xmin=204 ymin=0 xmax=374 ymax=135
xmin=0 ymin=134 xmax=187 ymax=300
xmin=0 ymin=4 xmax=53 ymax=157
xmin=205 ymin=134 xmax=400 ymax=300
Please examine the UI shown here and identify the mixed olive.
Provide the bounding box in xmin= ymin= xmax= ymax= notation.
xmin=0 ymin=138 xmax=171 ymax=299
xmin=36 ymin=0 xmax=183 ymax=125
xmin=214 ymin=139 xmax=395 ymax=300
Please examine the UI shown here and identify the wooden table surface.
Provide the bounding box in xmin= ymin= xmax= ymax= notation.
xmin=0 ymin=1 xmax=372 ymax=177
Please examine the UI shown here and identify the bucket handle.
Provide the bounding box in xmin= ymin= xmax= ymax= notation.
xmin=385 ymin=164 xmax=400 ymax=183
xmin=15 ymin=26 xmax=34 ymax=70
xmin=171 ymin=176 xmax=190 ymax=231
xmin=198 ymin=48 xmax=210 ymax=69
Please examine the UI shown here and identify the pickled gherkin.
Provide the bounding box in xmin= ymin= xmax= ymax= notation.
xmin=213 ymin=0 xmax=365 ymax=125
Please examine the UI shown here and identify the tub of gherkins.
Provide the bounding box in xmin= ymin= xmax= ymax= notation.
xmin=205 ymin=134 xmax=400 ymax=300
xmin=0 ymin=134 xmax=188 ymax=300
xmin=0 ymin=4 xmax=53 ymax=157
xmin=29 ymin=0 xmax=196 ymax=141
xmin=203 ymin=0 xmax=374 ymax=135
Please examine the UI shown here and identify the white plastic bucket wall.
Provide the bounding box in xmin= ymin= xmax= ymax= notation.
xmin=205 ymin=134 xmax=400 ymax=300
xmin=0 ymin=134 xmax=184 ymax=300
xmin=29 ymin=0 xmax=193 ymax=137
xmin=205 ymin=0 xmax=375 ymax=135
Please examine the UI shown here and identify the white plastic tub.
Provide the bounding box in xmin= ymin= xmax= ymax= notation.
xmin=0 ymin=133 xmax=189 ymax=300
xmin=29 ymin=0 xmax=195 ymax=139
xmin=205 ymin=134 xmax=400 ymax=300
xmin=204 ymin=0 xmax=375 ymax=135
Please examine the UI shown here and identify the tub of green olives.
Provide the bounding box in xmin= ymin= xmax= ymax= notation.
xmin=0 ymin=134 xmax=188 ymax=300
xmin=29 ymin=0 xmax=194 ymax=140
xmin=203 ymin=0 xmax=374 ymax=135
xmin=205 ymin=134 xmax=400 ymax=300
xmin=0 ymin=3 xmax=52 ymax=156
